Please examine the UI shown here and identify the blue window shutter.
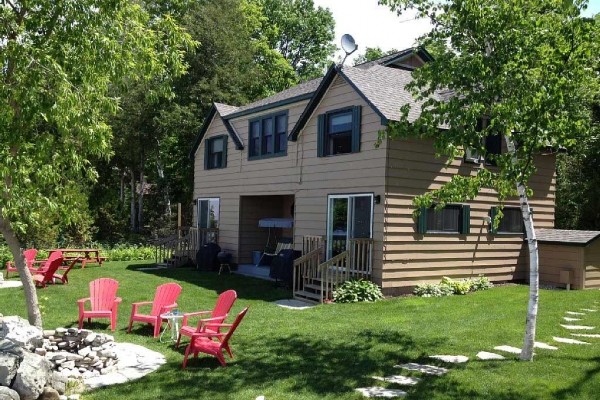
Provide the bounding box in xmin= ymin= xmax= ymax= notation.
xmin=351 ymin=105 xmax=362 ymax=153
xmin=490 ymin=207 xmax=498 ymax=234
xmin=221 ymin=136 xmax=228 ymax=168
xmin=417 ymin=207 xmax=427 ymax=234
xmin=204 ymin=141 xmax=209 ymax=170
xmin=317 ymin=114 xmax=326 ymax=157
xmin=460 ymin=205 xmax=471 ymax=234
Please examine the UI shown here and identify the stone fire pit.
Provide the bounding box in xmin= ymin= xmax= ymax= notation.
xmin=0 ymin=315 xmax=165 ymax=400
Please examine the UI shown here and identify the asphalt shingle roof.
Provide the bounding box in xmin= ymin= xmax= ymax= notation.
xmin=537 ymin=229 xmax=600 ymax=246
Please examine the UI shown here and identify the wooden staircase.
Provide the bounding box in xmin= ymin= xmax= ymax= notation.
xmin=293 ymin=236 xmax=373 ymax=303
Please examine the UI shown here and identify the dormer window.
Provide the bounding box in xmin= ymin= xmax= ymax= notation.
xmin=317 ymin=106 xmax=362 ymax=157
xmin=204 ymin=135 xmax=227 ymax=170
xmin=248 ymin=111 xmax=288 ymax=160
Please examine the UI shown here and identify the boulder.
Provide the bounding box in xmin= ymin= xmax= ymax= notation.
xmin=12 ymin=352 xmax=51 ymax=400
xmin=0 ymin=386 xmax=19 ymax=400
xmin=39 ymin=387 xmax=60 ymax=400
xmin=0 ymin=352 xmax=21 ymax=386
xmin=47 ymin=371 xmax=67 ymax=395
xmin=0 ymin=317 xmax=42 ymax=349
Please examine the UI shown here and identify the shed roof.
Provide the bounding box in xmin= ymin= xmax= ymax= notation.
xmin=537 ymin=229 xmax=600 ymax=246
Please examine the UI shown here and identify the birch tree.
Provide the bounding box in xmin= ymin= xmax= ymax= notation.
xmin=0 ymin=0 xmax=192 ymax=327
xmin=379 ymin=0 xmax=599 ymax=360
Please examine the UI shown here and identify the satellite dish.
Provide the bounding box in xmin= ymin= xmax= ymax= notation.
xmin=341 ymin=34 xmax=358 ymax=55
xmin=339 ymin=34 xmax=358 ymax=67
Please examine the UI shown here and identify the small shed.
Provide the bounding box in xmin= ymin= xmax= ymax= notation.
xmin=537 ymin=229 xmax=600 ymax=289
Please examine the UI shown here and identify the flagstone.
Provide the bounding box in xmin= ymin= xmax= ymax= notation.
xmin=560 ymin=324 xmax=595 ymax=330
xmin=534 ymin=342 xmax=558 ymax=350
xmin=356 ymin=387 xmax=407 ymax=398
xmin=581 ymin=309 xmax=597 ymax=312
xmin=494 ymin=345 xmax=521 ymax=354
xmin=553 ymin=336 xmax=590 ymax=345
xmin=476 ymin=351 xmax=505 ymax=360
xmin=394 ymin=363 xmax=449 ymax=376
xmin=571 ymin=333 xmax=600 ymax=338
xmin=563 ymin=317 xmax=581 ymax=322
xmin=372 ymin=375 xmax=420 ymax=386
xmin=566 ymin=311 xmax=586 ymax=315
xmin=428 ymin=355 xmax=469 ymax=363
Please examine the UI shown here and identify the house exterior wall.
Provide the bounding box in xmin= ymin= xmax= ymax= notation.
xmin=538 ymin=243 xmax=585 ymax=289
xmin=584 ymin=240 xmax=600 ymax=289
xmin=383 ymin=137 xmax=557 ymax=294
xmin=192 ymin=76 xmax=387 ymax=282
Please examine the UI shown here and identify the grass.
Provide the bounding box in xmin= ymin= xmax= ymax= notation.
xmin=1 ymin=261 xmax=599 ymax=400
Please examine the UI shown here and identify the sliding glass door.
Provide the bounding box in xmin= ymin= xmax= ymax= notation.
xmin=197 ymin=198 xmax=220 ymax=229
xmin=326 ymin=194 xmax=373 ymax=259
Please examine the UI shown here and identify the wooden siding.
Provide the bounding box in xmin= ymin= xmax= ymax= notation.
xmin=584 ymin=240 xmax=600 ymax=289
xmin=193 ymin=76 xmax=387 ymax=280
xmin=538 ymin=243 xmax=585 ymax=289
xmin=383 ymin=137 xmax=557 ymax=292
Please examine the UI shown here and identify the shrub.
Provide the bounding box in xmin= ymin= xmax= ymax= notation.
xmin=414 ymin=275 xmax=494 ymax=297
xmin=333 ymin=279 xmax=384 ymax=303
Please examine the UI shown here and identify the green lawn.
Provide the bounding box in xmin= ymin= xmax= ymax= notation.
xmin=1 ymin=261 xmax=599 ymax=400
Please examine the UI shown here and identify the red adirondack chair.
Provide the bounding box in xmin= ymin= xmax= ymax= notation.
xmin=78 ymin=278 xmax=122 ymax=331
xmin=182 ymin=307 xmax=249 ymax=369
xmin=128 ymin=282 xmax=182 ymax=338
xmin=32 ymin=252 xmax=64 ymax=288
xmin=176 ymin=289 xmax=237 ymax=349
xmin=5 ymin=249 xmax=38 ymax=278
xmin=51 ymin=257 xmax=81 ymax=284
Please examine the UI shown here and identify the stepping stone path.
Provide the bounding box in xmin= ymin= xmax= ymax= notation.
xmin=571 ymin=333 xmax=600 ymax=338
xmin=372 ymin=375 xmax=420 ymax=386
xmin=394 ymin=362 xmax=449 ymax=376
xmin=273 ymin=299 xmax=315 ymax=310
xmin=581 ymin=309 xmax=597 ymax=312
xmin=356 ymin=387 xmax=407 ymax=398
xmin=553 ymin=336 xmax=590 ymax=345
xmin=428 ymin=355 xmax=469 ymax=363
xmin=560 ymin=324 xmax=595 ymax=330
xmin=563 ymin=317 xmax=581 ymax=322
xmin=566 ymin=311 xmax=586 ymax=315
xmin=534 ymin=342 xmax=558 ymax=350
xmin=494 ymin=345 xmax=522 ymax=354
xmin=476 ymin=351 xmax=505 ymax=360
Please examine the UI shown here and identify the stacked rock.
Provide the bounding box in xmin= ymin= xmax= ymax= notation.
xmin=37 ymin=328 xmax=119 ymax=380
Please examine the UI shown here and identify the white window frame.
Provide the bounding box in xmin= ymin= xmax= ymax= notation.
xmin=326 ymin=193 xmax=374 ymax=260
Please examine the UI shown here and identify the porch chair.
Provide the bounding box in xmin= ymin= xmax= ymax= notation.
xmin=5 ymin=249 xmax=38 ymax=278
xmin=182 ymin=306 xmax=249 ymax=369
xmin=32 ymin=252 xmax=64 ymax=288
xmin=78 ymin=278 xmax=122 ymax=331
xmin=128 ymin=282 xmax=182 ymax=338
xmin=176 ymin=289 xmax=237 ymax=348
xmin=257 ymin=237 xmax=293 ymax=266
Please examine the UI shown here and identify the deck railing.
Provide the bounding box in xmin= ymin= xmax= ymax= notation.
xmin=293 ymin=237 xmax=373 ymax=303
xmin=154 ymin=227 xmax=219 ymax=266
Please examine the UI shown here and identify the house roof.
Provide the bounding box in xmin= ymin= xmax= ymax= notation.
xmin=191 ymin=47 xmax=435 ymax=156
xmin=537 ymin=229 xmax=600 ymax=246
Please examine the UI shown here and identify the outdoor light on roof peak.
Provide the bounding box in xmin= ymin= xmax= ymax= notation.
xmin=339 ymin=34 xmax=358 ymax=67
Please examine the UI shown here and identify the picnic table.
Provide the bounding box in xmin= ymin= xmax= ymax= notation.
xmin=50 ymin=249 xmax=107 ymax=269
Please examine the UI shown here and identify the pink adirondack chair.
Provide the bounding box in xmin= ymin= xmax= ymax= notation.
xmin=176 ymin=289 xmax=237 ymax=349
xmin=78 ymin=278 xmax=122 ymax=331
xmin=51 ymin=257 xmax=81 ymax=284
xmin=5 ymin=249 xmax=38 ymax=278
xmin=32 ymin=252 xmax=64 ymax=288
xmin=182 ymin=307 xmax=249 ymax=369
xmin=128 ymin=283 xmax=182 ymax=337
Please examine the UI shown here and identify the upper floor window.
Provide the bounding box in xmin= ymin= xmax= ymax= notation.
xmin=317 ymin=106 xmax=362 ymax=157
xmin=417 ymin=204 xmax=470 ymax=235
xmin=464 ymin=118 xmax=502 ymax=165
xmin=204 ymin=135 xmax=227 ymax=170
xmin=490 ymin=206 xmax=523 ymax=234
xmin=249 ymin=112 xmax=288 ymax=159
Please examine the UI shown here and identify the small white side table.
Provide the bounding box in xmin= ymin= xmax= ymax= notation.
xmin=159 ymin=312 xmax=183 ymax=343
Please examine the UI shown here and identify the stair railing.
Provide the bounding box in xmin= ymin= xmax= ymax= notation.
xmin=293 ymin=246 xmax=323 ymax=301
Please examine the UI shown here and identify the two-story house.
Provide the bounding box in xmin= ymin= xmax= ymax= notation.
xmin=190 ymin=48 xmax=570 ymax=301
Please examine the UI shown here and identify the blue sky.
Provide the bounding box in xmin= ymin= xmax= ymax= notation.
xmin=314 ymin=0 xmax=600 ymax=63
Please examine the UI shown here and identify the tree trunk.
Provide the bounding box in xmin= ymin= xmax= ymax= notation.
xmin=0 ymin=216 xmax=43 ymax=328
xmin=130 ymin=169 xmax=136 ymax=232
xmin=120 ymin=170 xmax=125 ymax=205
xmin=505 ymin=137 xmax=539 ymax=361
xmin=138 ymin=167 xmax=144 ymax=231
